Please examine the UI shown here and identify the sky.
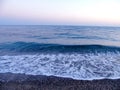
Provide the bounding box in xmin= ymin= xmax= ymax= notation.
xmin=0 ymin=0 xmax=120 ymax=26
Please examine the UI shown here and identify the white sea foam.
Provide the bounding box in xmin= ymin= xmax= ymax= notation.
xmin=0 ymin=52 xmax=120 ymax=80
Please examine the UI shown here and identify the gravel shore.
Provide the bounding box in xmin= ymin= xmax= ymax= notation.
xmin=0 ymin=73 xmax=120 ymax=90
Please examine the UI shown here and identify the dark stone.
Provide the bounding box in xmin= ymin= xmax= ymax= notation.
xmin=0 ymin=73 xmax=120 ymax=90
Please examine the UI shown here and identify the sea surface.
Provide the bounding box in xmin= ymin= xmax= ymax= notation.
xmin=0 ymin=25 xmax=120 ymax=80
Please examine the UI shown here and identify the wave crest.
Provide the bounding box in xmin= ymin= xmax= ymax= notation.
xmin=0 ymin=42 xmax=120 ymax=54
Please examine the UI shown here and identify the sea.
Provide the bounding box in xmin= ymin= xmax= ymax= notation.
xmin=0 ymin=25 xmax=120 ymax=80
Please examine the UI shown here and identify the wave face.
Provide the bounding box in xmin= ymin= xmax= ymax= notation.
xmin=0 ymin=42 xmax=120 ymax=54
xmin=0 ymin=26 xmax=120 ymax=80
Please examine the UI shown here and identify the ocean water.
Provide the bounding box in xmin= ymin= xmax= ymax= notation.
xmin=0 ymin=25 xmax=120 ymax=80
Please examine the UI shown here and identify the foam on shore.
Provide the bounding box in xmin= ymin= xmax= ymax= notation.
xmin=0 ymin=52 xmax=120 ymax=80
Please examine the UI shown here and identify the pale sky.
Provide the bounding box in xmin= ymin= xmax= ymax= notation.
xmin=0 ymin=0 xmax=120 ymax=26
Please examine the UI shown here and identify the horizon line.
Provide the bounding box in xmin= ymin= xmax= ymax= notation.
xmin=0 ymin=24 xmax=120 ymax=27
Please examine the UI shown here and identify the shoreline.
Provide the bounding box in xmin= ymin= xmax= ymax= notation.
xmin=0 ymin=73 xmax=120 ymax=90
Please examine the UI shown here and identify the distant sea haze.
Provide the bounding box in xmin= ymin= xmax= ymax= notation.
xmin=0 ymin=25 xmax=120 ymax=80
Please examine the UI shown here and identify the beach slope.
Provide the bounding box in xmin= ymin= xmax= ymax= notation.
xmin=0 ymin=73 xmax=120 ymax=90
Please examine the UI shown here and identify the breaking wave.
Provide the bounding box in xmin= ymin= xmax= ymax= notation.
xmin=0 ymin=42 xmax=120 ymax=80
xmin=0 ymin=42 xmax=120 ymax=54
